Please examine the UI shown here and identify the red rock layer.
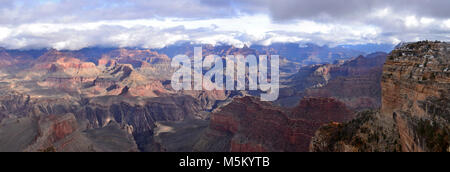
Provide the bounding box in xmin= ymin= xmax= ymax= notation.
xmin=278 ymin=53 xmax=386 ymax=110
xmin=207 ymin=96 xmax=353 ymax=152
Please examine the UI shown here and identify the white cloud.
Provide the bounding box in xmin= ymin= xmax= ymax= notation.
xmin=256 ymin=33 xmax=304 ymax=46
xmin=0 ymin=27 xmax=10 ymax=41
xmin=371 ymin=8 xmax=391 ymax=18
xmin=0 ymin=13 xmax=446 ymax=50
xmin=420 ymin=17 xmax=435 ymax=25
xmin=405 ymin=16 xmax=419 ymax=28
xmin=0 ymin=0 xmax=449 ymax=50
xmin=445 ymin=20 xmax=450 ymax=29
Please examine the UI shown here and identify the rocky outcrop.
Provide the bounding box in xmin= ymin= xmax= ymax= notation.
xmin=278 ymin=52 xmax=386 ymax=110
xmin=0 ymin=48 xmax=15 ymax=67
xmin=0 ymin=89 xmax=206 ymax=152
xmin=102 ymin=48 xmax=171 ymax=68
xmin=24 ymin=114 xmax=79 ymax=151
xmin=0 ymin=113 xmax=139 ymax=152
xmin=0 ymin=92 xmax=32 ymax=121
xmin=195 ymin=96 xmax=353 ymax=152
xmin=151 ymin=119 xmax=210 ymax=152
xmin=310 ymin=110 xmax=402 ymax=152
xmin=381 ymin=41 xmax=449 ymax=152
xmin=31 ymin=55 xmax=100 ymax=91
xmin=311 ymin=41 xmax=449 ymax=152
xmin=251 ymin=43 xmax=365 ymax=65
xmin=306 ymin=53 xmax=386 ymax=110
xmin=291 ymin=97 xmax=355 ymax=124
xmin=90 ymin=63 xmax=169 ymax=97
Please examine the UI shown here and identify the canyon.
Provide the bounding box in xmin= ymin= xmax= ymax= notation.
xmin=310 ymin=41 xmax=449 ymax=152
xmin=0 ymin=42 xmax=447 ymax=152
xmin=193 ymin=96 xmax=353 ymax=152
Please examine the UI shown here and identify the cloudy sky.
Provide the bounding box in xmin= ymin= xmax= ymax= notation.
xmin=0 ymin=0 xmax=449 ymax=50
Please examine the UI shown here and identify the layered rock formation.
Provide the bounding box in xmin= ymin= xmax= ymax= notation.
xmin=0 ymin=48 xmax=15 ymax=67
xmin=381 ymin=41 xmax=449 ymax=152
xmin=195 ymin=96 xmax=353 ymax=152
xmin=251 ymin=43 xmax=365 ymax=65
xmin=311 ymin=41 xmax=449 ymax=152
xmin=0 ymin=113 xmax=138 ymax=152
xmin=104 ymin=48 xmax=171 ymax=67
xmin=278 ymin=52 xmax=386 ymax=110
xmin=310 ymin=110 xmax=402 ymax=152
xmin=3 ymin=43 xmax=440 ymax=152
xmin=37 ymin=57 xmax=100 ymax=91
xmin=0 ymin=90 xmax=206 ymax=151
xmin=0 ymin=47 xmax=210 ymax=152
xmin=90 ymin=63 xmax=169 ymax=97
xmin=0 ymin=46 xmax=248 ymax=152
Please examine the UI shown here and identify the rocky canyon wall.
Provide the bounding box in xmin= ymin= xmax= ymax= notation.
xmin=311 ymin=41 xmax=449 ymax=152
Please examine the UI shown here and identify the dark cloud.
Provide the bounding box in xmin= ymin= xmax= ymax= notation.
xmin=237 ymin=0 xmax=450 ymax=21
xmin=0 ymin=0 xmax=241 ymax=24
xmin=1 ymin=0 xmax=450 ymax=23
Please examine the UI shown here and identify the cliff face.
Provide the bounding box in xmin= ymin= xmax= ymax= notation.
xmin=309 ymin=110 xmax=403 ymax=152
xmin=278 ymin=52 xmax=386 ymax=110
xmin=0 ymin=113 xmax=139 ymax=152
xmin=0 ymin=91 xmax=205 ymax=151
xmin=311 ymin=53 xmax=386 ymax=110
xmin=311 ymin=41 xmax=449 ymax=152
xmin=195 ymin=96 xmax=353 ymax=152
xmin=0 ymin=49 xmax=15 ymax=67
xmin=381 ymin=42 xmax=449 ymax=152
